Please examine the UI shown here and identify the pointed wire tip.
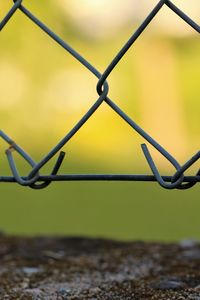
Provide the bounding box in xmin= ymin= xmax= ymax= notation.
xmin=141 ymin=143 xmax=149 ymax=154
xmin=52 ymin=151 xmax=66 ymax=173
xmin=141 ymin=143 xmax=147 ymax=149
xmin=60 ymin=151 xmax=66 ymax=158
xmin=140 ymin=144 xmax=152 ymax=166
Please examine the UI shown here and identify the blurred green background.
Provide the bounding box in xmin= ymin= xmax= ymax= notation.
xmin=0 ymin=0 xmax=199 ymax=240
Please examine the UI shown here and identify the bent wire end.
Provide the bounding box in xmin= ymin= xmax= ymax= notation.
xmin=141 ymin=143 xmax=184 ymax=189
xmin=1 ymin=130 xmax=66 ymax=188
xmin=5 ymin=146 xmax=39 ymax=186
xmin=0 ymin=129 xmax=39 ymax=185
xmin=6 ymin=147 xmax=66 ymax=188
xmin=30 ymin=151 xmax=66 ymax=190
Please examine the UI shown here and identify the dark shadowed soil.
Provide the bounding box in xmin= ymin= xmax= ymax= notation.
xmin=0 ymin=236 xmax=200 ymax=299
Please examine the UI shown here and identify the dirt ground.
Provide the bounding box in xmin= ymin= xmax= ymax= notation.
xmin=0 ymin=235 xmax=200 ymax=299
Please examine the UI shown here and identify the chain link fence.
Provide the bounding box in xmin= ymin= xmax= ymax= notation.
xmin=0 ymin=0 xmax=199 ymax=190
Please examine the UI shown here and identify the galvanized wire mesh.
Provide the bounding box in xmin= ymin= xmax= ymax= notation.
xmin=0 ymin=0 xmax=199 ymax=190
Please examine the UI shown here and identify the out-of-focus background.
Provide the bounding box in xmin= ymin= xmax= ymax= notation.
xmin=0 ymin=0 xmax=199 ymax=240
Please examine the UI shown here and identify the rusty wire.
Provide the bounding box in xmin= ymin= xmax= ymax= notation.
xmin=0 ymin=0 xmax=199 ymax=190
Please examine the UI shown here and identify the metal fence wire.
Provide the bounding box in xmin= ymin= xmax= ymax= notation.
xmin=0 ymin=0 xmax=199 ymax=190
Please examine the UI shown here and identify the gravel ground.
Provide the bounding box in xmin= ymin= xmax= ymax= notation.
xmin=0 ymin=235 xmax=200 ymax=299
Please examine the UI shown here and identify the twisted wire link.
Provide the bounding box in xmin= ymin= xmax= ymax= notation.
xmin=0 ymin=0 xmax=199 ymax=190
